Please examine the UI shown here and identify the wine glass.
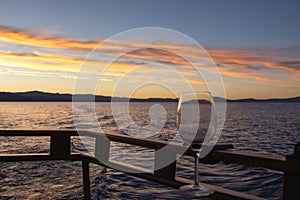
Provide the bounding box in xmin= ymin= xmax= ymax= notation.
xmin=176 ymin=91 xmax=216 ymax=197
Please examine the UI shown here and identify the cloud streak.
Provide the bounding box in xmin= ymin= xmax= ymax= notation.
xmin=0 ymin=25 xmax=299 ymax=89
xmin=0 ymin=25 xmax=100 ymax=50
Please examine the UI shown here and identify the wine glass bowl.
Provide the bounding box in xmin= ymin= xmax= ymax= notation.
xmin=176 ymin=91 xmax=216 ymax=197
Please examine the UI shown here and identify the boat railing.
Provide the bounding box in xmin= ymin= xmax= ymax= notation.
xmin=0 ymin=130 xmax=299 ymax=200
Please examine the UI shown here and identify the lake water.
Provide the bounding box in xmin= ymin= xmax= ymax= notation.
xmin=0 ymin=102 xmax=299 ymax=199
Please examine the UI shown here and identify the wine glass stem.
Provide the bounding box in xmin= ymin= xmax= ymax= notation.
xmin=194 ymin=155 xmax=199 ymax=185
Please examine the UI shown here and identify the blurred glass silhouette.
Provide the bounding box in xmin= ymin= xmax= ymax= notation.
xmin=176 ymin=91 xmax=216 ymax=197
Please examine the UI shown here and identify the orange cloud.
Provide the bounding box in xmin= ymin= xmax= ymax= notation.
xmin=0 ymin=25 xmax=100 ymax=50
xmin=0 ymin=51 xmax=84 ymax=64
xmin=186 ymin=78 xmax=206 ymax=84
xmin=193 ymin=48 xmax=299 ymax=81
xmin=0 ymin=50 xmax=145 ymax=78
xmin=1 ymin=25 xmax=299 ymax=84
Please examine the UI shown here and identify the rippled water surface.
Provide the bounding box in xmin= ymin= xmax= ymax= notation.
xmin=0 ymin=102 xmax=299 ymax=199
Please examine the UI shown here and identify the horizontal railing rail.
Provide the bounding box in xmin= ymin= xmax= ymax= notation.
xmin=0 ymin=130 xmax=299 ymax=199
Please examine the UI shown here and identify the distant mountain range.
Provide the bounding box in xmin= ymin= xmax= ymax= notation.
xmin=0 ymin=91 xmax=299 ymax=102
xmin=227 ymin=96 xmax=300 ymax=103
xmin=0 ymin=91 xmax=177 ymax=102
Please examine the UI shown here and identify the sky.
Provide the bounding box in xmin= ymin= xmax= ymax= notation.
xmin=0 ymin=0 xmax=299 ymax=99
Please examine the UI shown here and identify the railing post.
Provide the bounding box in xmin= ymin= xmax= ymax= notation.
xmin=82 ymin=159 xmax=91 ymax=200
xmin=283 ymin=142 xmax=300 ymax=200
xmin=81 ymin=135 xmax=111 ymax=200
xmin=50 ymin=135 xmax=70 ymax=159
xmin=154 ymin=150 xmax=177 ymax=180
xmin=95 ymin=135 xmax=110 ymax=164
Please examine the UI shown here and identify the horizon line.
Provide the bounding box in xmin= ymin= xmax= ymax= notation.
xmin=0 ymin=90 xmax=299 ymax=101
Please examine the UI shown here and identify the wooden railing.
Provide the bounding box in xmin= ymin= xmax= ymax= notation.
xmin=0 ymin=130 xmax=299 ymax=200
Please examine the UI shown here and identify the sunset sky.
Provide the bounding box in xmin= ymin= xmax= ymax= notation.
xmin=0 ymin=0 xmax=299 ymax=99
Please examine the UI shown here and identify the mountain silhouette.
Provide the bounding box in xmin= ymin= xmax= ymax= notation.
xmin=0 ymin=91 xmax=299 ymax=102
